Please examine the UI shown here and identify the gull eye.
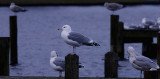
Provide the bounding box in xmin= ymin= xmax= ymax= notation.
xmin=63 ymin=27 xmax=66 ymax=28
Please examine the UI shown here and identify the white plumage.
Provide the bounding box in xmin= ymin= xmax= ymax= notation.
xmin=104 ymin=2 xmax=123 ymax=14
xmin=9 ymin=2 xmax=27 ymax=15
xmin=127 ymin=46 xmax=159 ymax=78
xmin=58 ymin=25 xmax=100 ymax=53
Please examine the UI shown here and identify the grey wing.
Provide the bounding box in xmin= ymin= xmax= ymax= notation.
xmin=54 ymin=57 xmax=65 ymax=69
xmin=68 ymin=32 xmax=91 ymax=44
xmin=108 ymin=3 xmax=123 ymax=10
xmin=14 ymin=5 xmax=26 ymax=11
xmin=134 ymin=56 xmax=157 ymax=70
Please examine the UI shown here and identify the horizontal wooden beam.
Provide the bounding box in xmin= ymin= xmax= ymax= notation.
xmin=122 ymin=30 xmax=158 ymax=38
xmin=0 ymin=76 xmax=141 ymax=79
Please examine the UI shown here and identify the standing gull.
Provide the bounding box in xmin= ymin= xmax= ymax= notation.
xmin=58 ymin=25 xmax=100 ymax=53
xmin=50 ymin=51 xmax=83 ymax=77
xmin=9 ymin=2 xmax=27 ymax=15
xmin=127 ymin=46 xmax=159 ymax=78
xmin=104 ymin=2 xmax=123 ymax=14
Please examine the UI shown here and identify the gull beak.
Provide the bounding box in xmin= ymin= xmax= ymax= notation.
xmin=57 ymin=28 xmax=62 ymax=30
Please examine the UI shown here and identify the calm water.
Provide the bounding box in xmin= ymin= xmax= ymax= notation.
xmin=0 ymin=5 xmax=159 ymax=78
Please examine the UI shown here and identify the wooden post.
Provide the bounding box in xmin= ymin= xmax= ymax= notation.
xmin=110 ymin=15 xmax=119 ymax=53
xmin=0 ymin=37 xmax=10 ymax=76
xmin=10 ymin=16 xmax=18 ymax=65
xmin=142 ymin=38 xmax=154 ymax=58
xmin=157 ymin=32 xmax=160 ymax=66
xmin=117 ymin=22 xmax=124 ymax=60
xmin=144 ymin=71 xmax=160 ymax=79
xmin=104 ymin=52 xmax=118 ymax=78
xmin=65 ymin=54 xmax=79 ymax=79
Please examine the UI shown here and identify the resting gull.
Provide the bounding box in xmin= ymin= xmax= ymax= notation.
xmin=127 ymin=46 xmax=159 ymax=78
xmin=58 ymin=25 xmax=100 ymax=53
xmin=50 ymin=51 xmax=83 ymax=77
xmin=156 ymin=17 xmax=160 ymax=25
xmin=9 ymin=2 xmax=27 ymax=15
xmin=104 ymin=2 xmax=123 ymax=14
xmin=142 ymin=18 xmax=155 ymax=29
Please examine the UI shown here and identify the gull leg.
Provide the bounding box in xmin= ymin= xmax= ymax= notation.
xmin=140 ymin=71 xmax=142 ymax=78
xmin=112 ymin=11 xmax=114 ymax=15
xmin=72 ymin=47 xmax=76 ymax=54
xmin=59 ymin=71 xmax=62 ymax=77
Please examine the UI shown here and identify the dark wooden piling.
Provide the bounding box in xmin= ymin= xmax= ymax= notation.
xmin=110 ymin=15 xmax=119 ymax=52
xmin=142 ymin=38 xmax=154 ymax=58
xmin=0 ymin=37 xmax=10 ymax=76
xmin=105 ymin=52 xmax=118 ymax=78
xmin=144 ymin=71 xmax=160 ymax=79
xmin=65 ymin=54 xmax=79 ymax=79
xmin=117 ymin=22 xmax=124 ymax=60
xmin=110 ymin=15 xmax=120 ymax=58
xmin=10 ymin=16 xmax=18 ymax=65
xmin=157 ymin=32 xmax=160 ymax=66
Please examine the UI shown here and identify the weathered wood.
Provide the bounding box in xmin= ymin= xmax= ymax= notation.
xmin=65 ymin=54 xmax=79 ymax=79
xmin=105 ymin=52 xmax=118 ymax=78
xmin=10 ymin=16 xmax=18 ymax=65
xmin=117 ymin=22 xmax=124 ymax=60
xmin=0 ymin=76 xmax=142 ymax=79
xmin=144 ymin=71 xmax=160 ymax=79
xmin=122 ymin=30 xmax=158 ymax=38
xmin=0 ymin=37 xmax=10 ymax=76
xmin=110 ymin=15 xmax=119 ymax=53
xmin=157 ymin=32 xmax=160 ymax=66
xmin=142 ymin=38 xmax=154 ymax=58
xmin=123 ymin=37 xmax=154 ymax=43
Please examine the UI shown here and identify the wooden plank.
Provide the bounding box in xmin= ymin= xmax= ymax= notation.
xmin=0 ymin=37 xmax=10 ymax=76
xmin=10 ymin=16 xmax=18 ymax=65
xmin=123 ymin=37 xmax=153 ymax=43
xmin=122 ymin=30 xmax=158 ymax=38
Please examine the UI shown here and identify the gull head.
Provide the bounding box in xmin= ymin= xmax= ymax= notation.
xmin=142 ymin=17 xmax=147 ymax=24
xmin=127 ymin=46 xmax=140 ymax=58
xmin=10 ymin=2 xmax=15 ymax=5
xmin=58 ymin=25 xmax=72 ymax=32
xmin=157 ymin=17 xmax=160 ymax=25
xmin=104 ymin=2 xmax=108 ymax=7
xmin=51 ymin=51 xmax=58 ymax=58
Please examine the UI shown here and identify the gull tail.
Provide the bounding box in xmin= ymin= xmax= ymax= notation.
xmin=84 ymin=42 xmax=100 ymax=46
xmin=22 ymin=9 xmax=27 ymax=12
xmin=79 ymin=64 xmax=84 ymax=68
xmin=91 ymin=42 xmax=100 ymax=46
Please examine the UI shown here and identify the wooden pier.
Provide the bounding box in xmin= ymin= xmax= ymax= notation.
xmin=1 ymin=14 xmax=160 ymax=79
xmin=110 ymin=15 xmax=159 ymax=59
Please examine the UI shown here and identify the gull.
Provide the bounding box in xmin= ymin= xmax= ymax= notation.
xmin=104 ymin=2 xmax=123 ymax=14
xmin=156 ymin=17 xmax=160 ymax=25
xmin=58 ymin=25 xmax=100 ymax=54
xmin=9 ymin=2 xmax=27 ymax=15
xmin=127 ymin=46 xmax=159 ymax=78
xmin=142 ymin=18 xmax=155 ymax=29
xmin=50 ymin=51 xmax=83 ymax=77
